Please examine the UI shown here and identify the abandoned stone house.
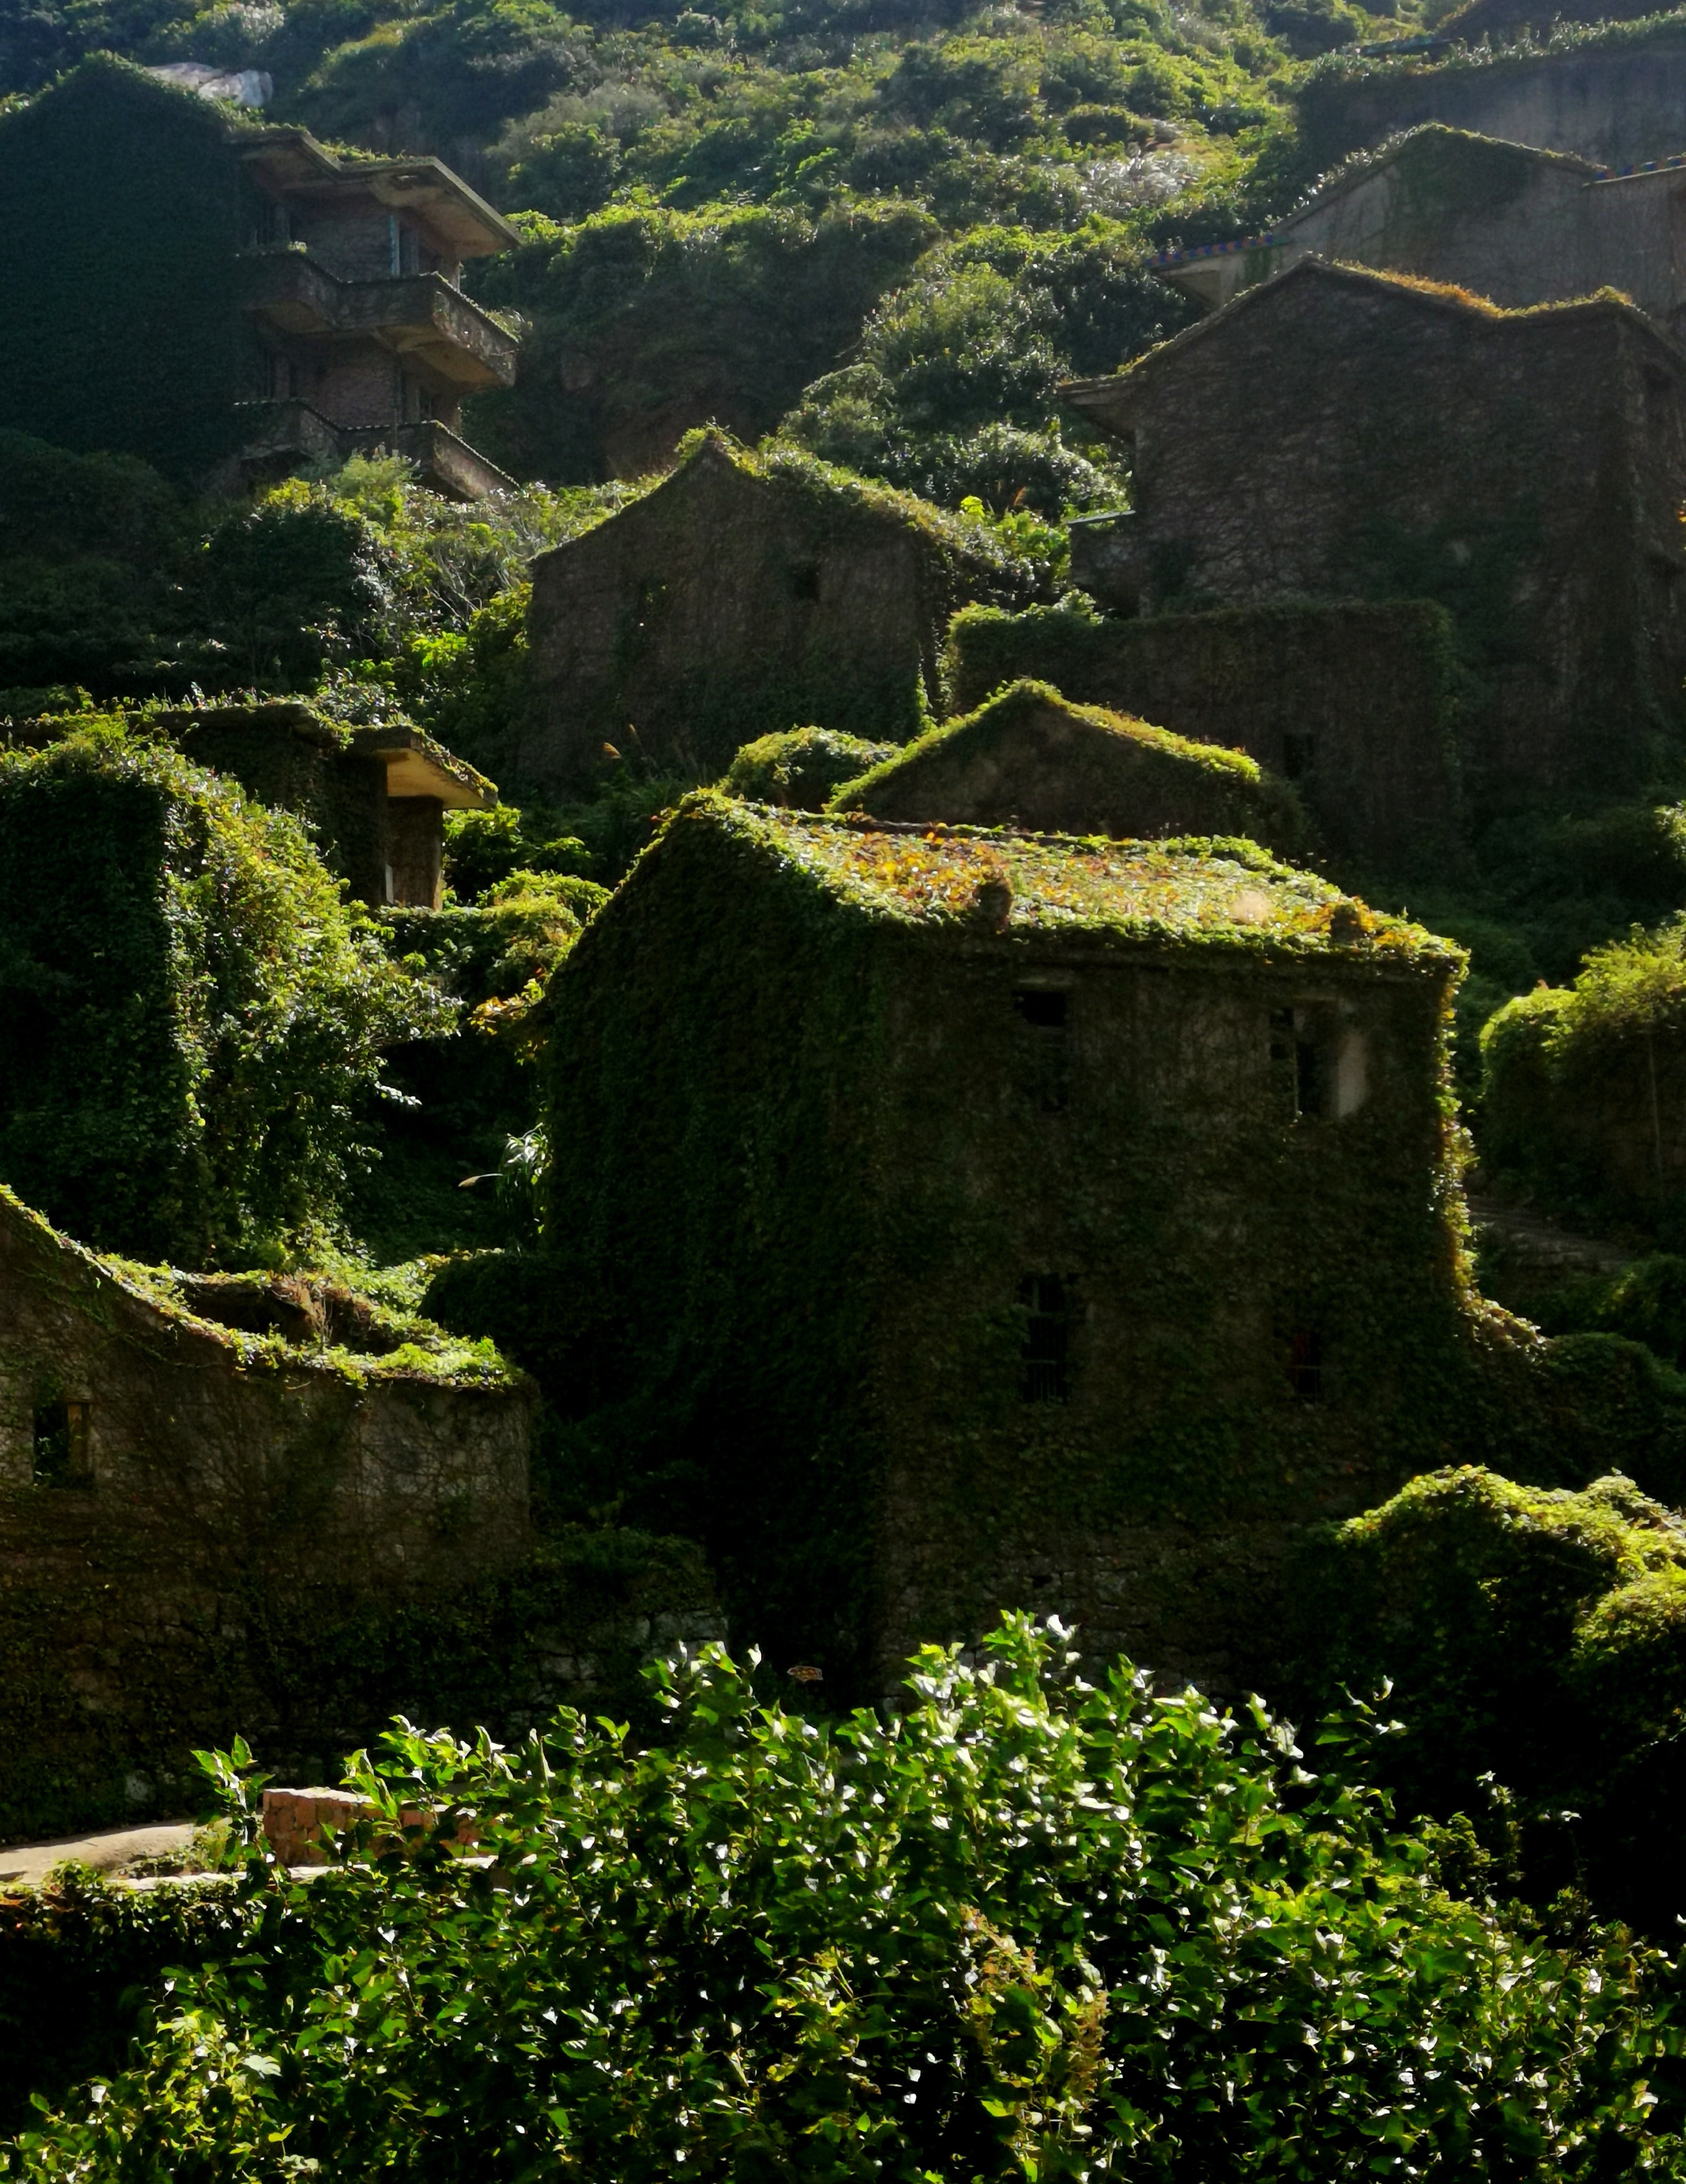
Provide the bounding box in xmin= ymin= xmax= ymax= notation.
xmin=158 ymin=700 xmax=496 ymax=908
xmin=542 ymin=789 xmax=1476 ymax=1692
xmin=0 ymin=1182 xmax=532 ymax=1821
xmin=831 ymin=678 xmax=1309 ymax=855
xmin=1298 ymin=23 xmax=1686 ymax=174
xmin=1152 ymin=126 xmax=1686 ymax=336
xmin=1063 ymin=259 xmax=1686 ymax=802
xmin=943 ymin=600 xmax=1461 ymax=873
xmin=524 ymin=434 xmax=1032 ymax=787
xmin=0 ymin=57 xmax=518 ymax=497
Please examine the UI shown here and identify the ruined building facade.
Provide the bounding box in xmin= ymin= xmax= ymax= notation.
xmin=0 ymin=57 xmax=518 ymax=497
xmin=1065 ymin=261 xmax=1686 ymax=801
xmin=526 ymin=434 xmax=1030 ymax=787
xmin=1153 ymin=126 xmax=1686 ymax=337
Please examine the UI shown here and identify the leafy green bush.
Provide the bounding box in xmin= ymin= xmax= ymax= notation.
xmin=0 ymin=725 xmax=444 ymax=1264
xmin=0 ymin=1871 xmax=251 ymax=2142
xmin=1480 ymin=915 xmax=1686 ymax=1231
xmin=1298 ymin=1464 xmax=1686 ymax=1931
xmin=10 ymin=1616 xmax=1686 ymax=2179
xmin=1530 ymin=1254 xmax=1686 ymax=1369
xmin=721 ymin=726 xmax=898 ymax=808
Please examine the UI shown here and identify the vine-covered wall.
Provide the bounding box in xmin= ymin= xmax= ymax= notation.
xmin=0 ymin=728 xmax=439 ymax=1265
xmin=538 ymin=790 xmax=1517 ymax=1692
xmin=0 ymin=59 xmax=253 ymax=482
xmin=1063 ymin=263 xmax=1686 ymax=813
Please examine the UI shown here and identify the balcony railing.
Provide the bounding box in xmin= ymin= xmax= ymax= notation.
xmin=233 ymin=401 xmax=515 ymax=501
xmin=239 ymin=250 xmax=518 ymax=389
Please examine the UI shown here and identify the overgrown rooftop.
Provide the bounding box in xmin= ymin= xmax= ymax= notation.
xmin=701 ymin=794 xmax=1459 ymax=961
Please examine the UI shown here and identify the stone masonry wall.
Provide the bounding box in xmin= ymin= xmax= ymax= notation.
xmin=945 ymin=599 xmax=1460 ymax=873
xmin=1067 ymin=269 xmax=1686 ymax=802
xmin=1298 ymin=34 xmax=1686 ymax=171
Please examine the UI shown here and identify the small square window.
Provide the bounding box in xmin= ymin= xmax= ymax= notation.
xmin=1020 ymin=1275 xmax=1070 ymax=1402
xmin=1014 ymin=988 xmax=1067 ymax=1030
xmin=791 ymin=561 xmax=821 ymax=602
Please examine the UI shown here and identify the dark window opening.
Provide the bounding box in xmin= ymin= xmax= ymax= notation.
xmin=1020 ymin=1275 xmax=1070 ymax=1402
xmin=33 ymin=1400 xmax=90 ymax=1488
xmin=1016 ymin=986 xmax=1070 ymax=1110
xmin=1269 ymin=1005 xmax=1293 ymax=1063
xmin=1287 ymin=1329 xmax=1322 ymax=1402
xmin=1282 ymin=733 xmax=1316 ymax=781
xmin=1295 ymin=1039 xmax=1327 ymax=1120
xmin=791 ymin=561 xmax=821 ymax=603
xmin=1015 ymin=988 xmax=1067 ymax=1030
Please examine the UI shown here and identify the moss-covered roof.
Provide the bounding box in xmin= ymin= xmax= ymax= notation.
xmin=0 ymin=1185 xmax=524 ymax=1390
xmin=691 ymin=792 xmax=1457 ymax=963
xmin=825 ymin=679 xmax=1307 ymax=851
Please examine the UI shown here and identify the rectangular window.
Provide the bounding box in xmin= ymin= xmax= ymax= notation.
xmin=33 ymin=1400 xmax=91 ymax=1487
xmin=1020 ymin=1275 xmax=1070 ymax=1402
xmin=1287 ymin=1329 xmax=1322 ymax=1402
xmin=1282 ymin=733 xmax=1316 ymax=780
xmin=1015 ymin=987 xmax=1070 ymax=1112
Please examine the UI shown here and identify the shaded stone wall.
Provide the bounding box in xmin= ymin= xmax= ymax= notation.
xmin=0 ymin=1187 xmax=553 ymax=1837
xmin=862 ymin=938 xmax=1466 ymax=1691
xmin=945 ymin=599 xmax=1460 ymax=874
xmin=524 ymin=437 xmax=1024 ymax=787
xmin=1299 ymin=33 xmax=1686 ymax=171
xmin=1184 ymin=140 xmax=1686 ymax=333
xmin=1065 ymin=268 xmax=1686 ymax=803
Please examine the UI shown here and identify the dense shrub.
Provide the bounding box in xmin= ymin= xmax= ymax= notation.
xmin=721 ymin=726 xmax=898 ymax=807
xmin=9 ymin=1617 xmax=1686 ymax=2179
xmin=1480 ymin=915 xmax=1686 ymax=1232
xmin=1298 ymin=1464 xmax=1686 ymax=1932
xmin=0 ymin=726 xmax=444 ymax=1264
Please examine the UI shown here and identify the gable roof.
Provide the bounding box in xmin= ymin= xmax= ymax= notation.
xmin=826 ymin=679 xmax=1307 ymax=851
xmin=1064 ymin=256 xmax=1686 ymax=437
xmin=531 ymin=430 xmax=1027 ymax=588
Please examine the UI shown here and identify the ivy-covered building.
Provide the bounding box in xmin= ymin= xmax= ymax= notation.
xmin=524 ymin=434 xmax=1033 ymax=787
xmin=0 ymin=731 xmax=443 ymax=1265
xmin=542 ymin=791 xmax=1480 ymax=1692
xmin=158 ymin=700 xmax=497 ymax=908
xmin=1150 ymin=127 xmax=1686 ymax=335
xmin=831 ymin=679 xmax=1308 ymax=854
xmin=1064 ymin=260 xmax=1686 ymax=804
xmin=0 ymin=58 xmax=519 ymax=497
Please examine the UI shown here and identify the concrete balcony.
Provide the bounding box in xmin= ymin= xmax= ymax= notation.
xmin=232 ymin=400 xmax=515 ymax=501
xmin=240 ymin=248 xmax=518 ymax=389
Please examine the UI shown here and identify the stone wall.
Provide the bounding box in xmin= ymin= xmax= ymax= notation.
xmin=1298 ymin=30 xmax=1686 ymax=171
xmin=945 ymin=599 xmax=1460 ymax=874
xmin=524 ymin=434 xmax=1027 ymax=788
xmin=0 ymin=1186 xmax=540 ymax=1837
xmin=1171 ymin=133 xmax=1686 ymax=334
xmin=1062 ymin=264 xmax=1686 ymax=806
